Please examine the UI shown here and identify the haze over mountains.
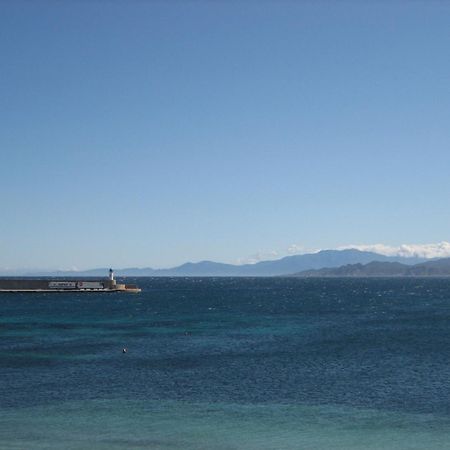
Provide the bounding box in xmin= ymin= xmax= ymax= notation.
xmin=293 ymin=258 xmax=450 ymax=277
xmin=11 ymin=249 xmax=428 ymax=277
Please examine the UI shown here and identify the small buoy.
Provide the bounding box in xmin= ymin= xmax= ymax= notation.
xmin=122 ymin=348 xmax=127 ymax=353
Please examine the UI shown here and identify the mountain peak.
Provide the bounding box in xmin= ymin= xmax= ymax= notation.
xmin=11 ymin=248 xmax=428 ymax=277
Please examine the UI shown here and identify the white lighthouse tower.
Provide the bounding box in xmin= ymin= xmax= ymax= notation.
xmin=108 ymin=268 xmax=116 ymax=288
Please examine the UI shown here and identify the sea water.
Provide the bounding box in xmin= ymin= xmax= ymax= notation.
xmin=1 ymin=277 xmax=450 ymax=449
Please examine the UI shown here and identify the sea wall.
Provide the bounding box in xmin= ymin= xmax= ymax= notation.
xmin=0 ymin=279 xmax=114 ymax=290
xmin=0 ymin=279 xmax=49 ymax=290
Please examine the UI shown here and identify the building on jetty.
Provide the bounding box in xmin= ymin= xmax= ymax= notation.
xmin=0 ymin=269 xmax=141 ymax=293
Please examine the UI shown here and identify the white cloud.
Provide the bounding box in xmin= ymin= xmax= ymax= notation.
xmin=236 ymin=250 xmax=279 ymax=265
xmin=287 ymin=244 xmax=320 ymax=255
xmin=336 ymin=241 xmax=450 ymax=259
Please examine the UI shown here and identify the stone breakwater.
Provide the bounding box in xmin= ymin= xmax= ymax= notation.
xmin=0 ymin=278 xmax=141 ymax=293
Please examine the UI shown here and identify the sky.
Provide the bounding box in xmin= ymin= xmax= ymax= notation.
xmin=1 ymin=1 xmax=450 ymax=270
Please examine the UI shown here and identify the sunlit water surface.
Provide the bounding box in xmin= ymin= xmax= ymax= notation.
xmin=2 ymin=277 xmax=450 ymax=449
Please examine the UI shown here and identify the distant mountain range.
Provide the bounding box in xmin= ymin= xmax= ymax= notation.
xmin=14 ymin=249 xmax=427 ymax=277
xmin=292 ymin=258 xmax=450 ymax=277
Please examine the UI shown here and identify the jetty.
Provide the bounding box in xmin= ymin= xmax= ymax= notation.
xmin=0 ymin=269 xmax=141 ymax=293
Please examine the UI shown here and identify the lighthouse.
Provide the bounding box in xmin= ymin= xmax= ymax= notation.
xmin=109 ymin=268 xmax=114 ymax=281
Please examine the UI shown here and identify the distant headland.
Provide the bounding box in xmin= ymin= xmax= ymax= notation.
xmin=1 ymin=249 xmax=439 ymax=278
xmin=291 ymin=258 xmax=450 ymax=278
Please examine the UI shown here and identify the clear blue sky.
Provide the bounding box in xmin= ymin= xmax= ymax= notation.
xmin=1 ymin=1 xmax=449 ymax=269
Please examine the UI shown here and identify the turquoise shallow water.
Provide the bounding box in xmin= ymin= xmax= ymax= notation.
xmin=2 ymin=400 xmax=450 ymax=450
xmin=2 ymin=277 xmax=450 ymax=449
xmin=0 ymin=400 xmax=450 ymax=450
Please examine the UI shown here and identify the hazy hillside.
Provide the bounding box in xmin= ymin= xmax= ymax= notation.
xmin=19 ymin=249 xmax=425 ymax=277
xmin=292 ymin=258 xmax=450 ymax=277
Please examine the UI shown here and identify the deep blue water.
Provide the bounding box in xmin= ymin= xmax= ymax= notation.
xmin=2 ymin=277 xmax=450 ymax=449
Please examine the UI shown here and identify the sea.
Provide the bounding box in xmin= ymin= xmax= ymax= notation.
xmin=2 ymin=277 xmax=450 ymax=449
